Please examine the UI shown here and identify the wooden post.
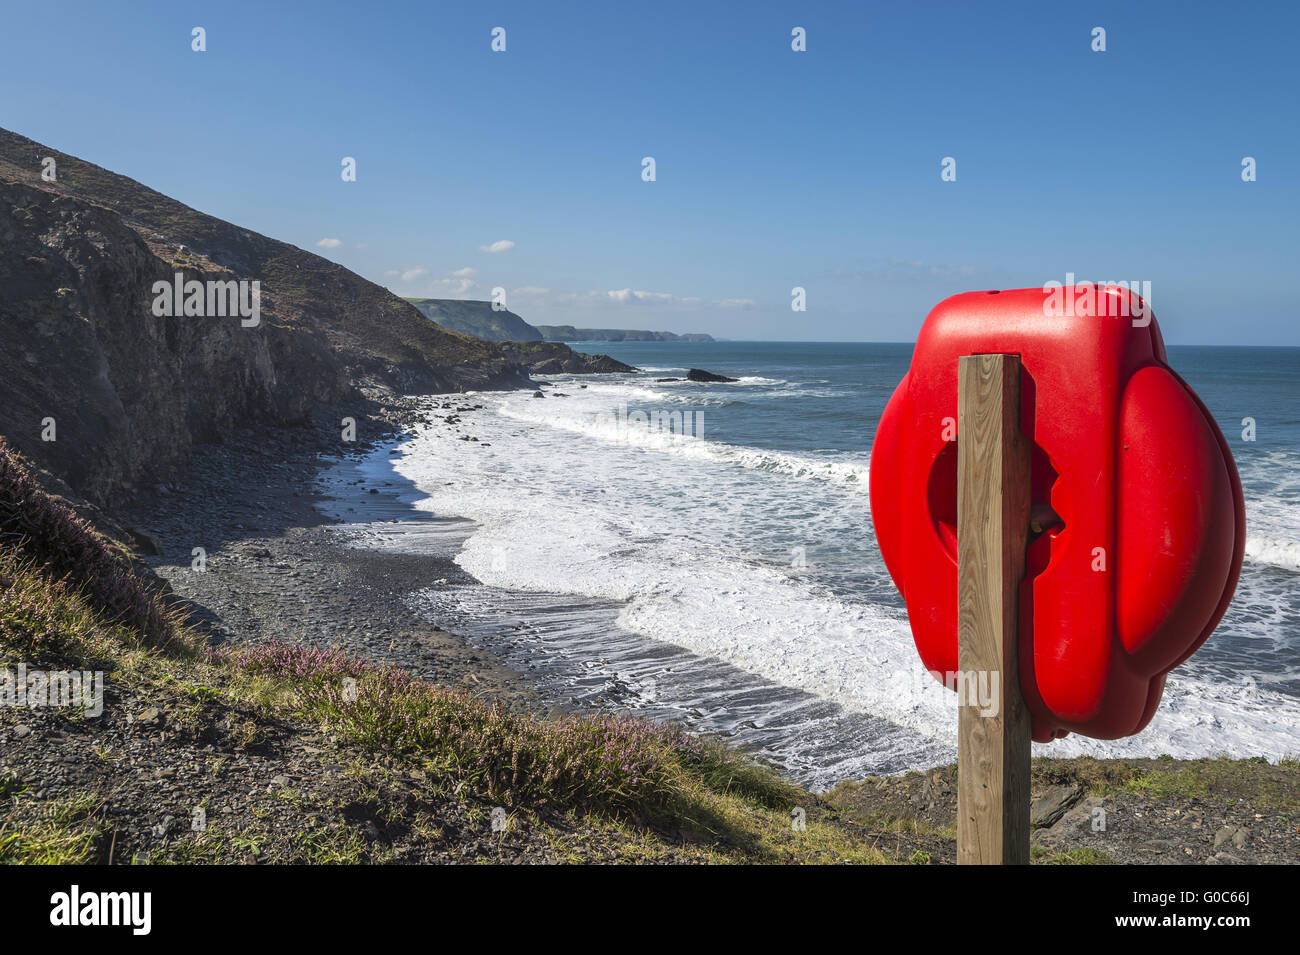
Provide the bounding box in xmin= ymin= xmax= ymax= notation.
xmin=957 ymin=354 xmax=1032 ymax=865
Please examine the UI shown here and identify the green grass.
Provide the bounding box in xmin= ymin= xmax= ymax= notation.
xmin=0 ymin=793 xmax=103 ymax=864
xmin=1035 ymin=755 xmax=1300 ymax=811
xmin=224 ymin=641 xmax=804 ymax=840
xmin=1033 ymin=846 xmax=1115 ymax=865
xmin=0 ymin=774 xmax=26 ymax=800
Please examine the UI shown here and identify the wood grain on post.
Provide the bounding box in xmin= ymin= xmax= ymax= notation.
xmin=956 ymin=354 xmax=1032 ymax=865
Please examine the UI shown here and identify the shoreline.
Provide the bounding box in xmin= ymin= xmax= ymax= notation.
xmin=119 ymin=396 xmax=539 ymax=712
xmin=79 ymin=394 xmax=1298 ymax=865
xmin=122 ymin=390 xmax=1300 ymax=776
xmin=305 ymin=399 xmax=957 ymax=790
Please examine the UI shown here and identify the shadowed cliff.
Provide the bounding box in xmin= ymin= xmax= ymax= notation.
xmin=0 ymin=128 xmax=613 ymax=505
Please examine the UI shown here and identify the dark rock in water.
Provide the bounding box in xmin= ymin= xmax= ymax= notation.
xmin=656 ymin=377 xmax=681 ymax=382
xmin=526 ymin=352 xmax=635 ymax=375
xmin=532 ymin=390 xmax=545 ymax=398
xmin=127 ymin=528 xmax=163 ymax=555
xmin=686 ymin=368 xmax=738 ymax=383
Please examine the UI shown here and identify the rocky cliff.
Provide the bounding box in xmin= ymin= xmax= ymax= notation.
xmin=0 ymin=128 xmax=615 ymax=507
xmin=0 ymin=176 xmax=337 ymax=506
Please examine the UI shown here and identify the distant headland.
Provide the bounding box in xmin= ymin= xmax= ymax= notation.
xmin=402 ymin=299 xmax=713 ymax=344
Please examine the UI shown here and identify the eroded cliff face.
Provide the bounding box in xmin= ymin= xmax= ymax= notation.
xmin=0 ymin=179 xmax=318 ymax=504
xmin=0 ymin=128 xmax=536 ymax=506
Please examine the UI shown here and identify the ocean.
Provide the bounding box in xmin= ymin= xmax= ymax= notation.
xmin=337 ymin=341 xmax=1300 ymax=790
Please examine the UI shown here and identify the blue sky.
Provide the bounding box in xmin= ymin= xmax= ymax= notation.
xmin=4 ymin=0 xmax=1297 ymax=343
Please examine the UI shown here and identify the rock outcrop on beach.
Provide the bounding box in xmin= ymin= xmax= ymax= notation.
xmin=0 ymin=127 xmax=610 ymax=505
xmin=497 ymin=342 xmax=635 ymax=375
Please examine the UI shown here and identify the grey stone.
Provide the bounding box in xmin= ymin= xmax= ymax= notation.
xmin=1214 ymin=825 xmax=1238 ymax=848
xmin=1031 ymin=783 xmax=1082 ymax=829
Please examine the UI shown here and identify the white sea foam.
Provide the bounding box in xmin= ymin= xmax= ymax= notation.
xmin=498 ymin=381 xmax=870 ymax=485
xmin=1240 ymin=452 xmax=1300 ymax=572
xmin=378 ymin=385 xmax=1300 ymax=772
xmin=1245 ymin=536 xmax=1300 ymax=572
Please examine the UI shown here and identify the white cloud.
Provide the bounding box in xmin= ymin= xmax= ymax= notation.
xmin=538 ymin=287 xmax=743 ymax=312
xmin=478 ymin=239 xmax=516 ymax=254
xmin=431 ymin=277 xmax=477 ymax=298
xmin=384 ymin=266 xmax=478 ymax=299
xmin=451 ymin=266 xmax=477 ymax=277
xmin=316 ymin=238 xmax=343 ymax=248
xmin=607 ymin=288 xmax=674 ymax=305
xmin=512 ymin=286 xmax=550 ymax=295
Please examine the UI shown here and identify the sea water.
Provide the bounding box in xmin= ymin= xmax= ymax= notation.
xmin=338 ymin=342 xmax=1300 ymax=790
